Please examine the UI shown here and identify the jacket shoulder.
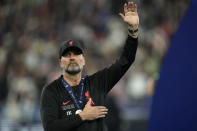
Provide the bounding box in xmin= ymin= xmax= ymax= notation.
xmin=42 ymin=77 xmax=61 ymax=92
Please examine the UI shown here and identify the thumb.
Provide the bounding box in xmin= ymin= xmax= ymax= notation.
xmin=87 ymin=98 xmax=92 ymax=106
xmin=119 ymin=13 xmax=124 ymax=20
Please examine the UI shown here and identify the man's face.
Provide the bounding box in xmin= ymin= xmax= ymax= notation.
xmin=60 ymin=48 xmax=85 ymax=75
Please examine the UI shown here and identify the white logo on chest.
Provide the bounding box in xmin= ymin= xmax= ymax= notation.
xmin=66 ymin=110 xmax=72 ymax=116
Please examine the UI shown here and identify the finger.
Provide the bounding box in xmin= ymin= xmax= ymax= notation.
xmin=86 ymin=98 xmax=92 ymax=106
xmin=99 ymin=111 xmax=108 ymax=115
xmin=97 ymin=108 xmax=108 ymax=111
xmin=124 ymin=3 xmax=128 ymax=13
xmin=97 ymin=115 xmax=106 ymax=118
xmin=98 ymin=109 xmax=108 ymax=115
xmin=128 ymin=2 xmax=131 ymax=11
xmin=119 ymin=13 xmax=124 ymax=20
xmin=134 ymin=4 xmax=137 ymax=12
xmin=95 ymin=111 xmax=107 ymax=119
xmin=128 ymin=2 xmax=135 ymax=12
xmin=100 ymin=108 xmax=108 ymax=112
xmin=93 ymin=107 xmax=107 ymax=112
xmin=131 ymin=2 xmax=135 ymax=12
xmin=96 ymin=106 xmax=107 ymax=109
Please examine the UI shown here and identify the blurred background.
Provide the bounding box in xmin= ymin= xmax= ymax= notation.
xmin=0 ymin=0 xmax=191 ymax=131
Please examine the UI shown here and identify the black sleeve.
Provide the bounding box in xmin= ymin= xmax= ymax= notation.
xmin=40 ymin=85 xmax=83 ymax=131
xmin=89 ymin=36 xmax=138 ymax=94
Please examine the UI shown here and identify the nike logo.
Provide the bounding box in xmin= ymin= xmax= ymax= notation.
xmin=62 ymin=100 xmax=71 ymax=105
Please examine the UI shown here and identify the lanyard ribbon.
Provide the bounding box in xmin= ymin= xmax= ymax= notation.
xmin=61 ymin=77 xmax=85 ymax=110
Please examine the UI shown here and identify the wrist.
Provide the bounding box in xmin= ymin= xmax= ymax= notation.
xmin=79 ymin=111 xmax=86 ymax=121
xmin=128 ymin=28 xmax=138 ymax=38
xmin=128 ymin=24 xmax=138 ymax=31
xmin=129 ymin=28 xmax=138 ymax=34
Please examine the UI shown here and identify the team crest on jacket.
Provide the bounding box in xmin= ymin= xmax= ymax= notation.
xmin=85 ymin=91 xmax=95 ymax=105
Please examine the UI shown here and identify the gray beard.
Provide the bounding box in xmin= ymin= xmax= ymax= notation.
xmin=65 ymin=63 xmax=82 ymax=75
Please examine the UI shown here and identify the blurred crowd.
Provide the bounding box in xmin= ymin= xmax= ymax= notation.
xmin=0 ymin=0 xmax=190 ymax=131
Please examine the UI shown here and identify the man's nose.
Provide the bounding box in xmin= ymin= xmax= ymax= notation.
xmin=69 ymin=53 xmax=76 ymax=60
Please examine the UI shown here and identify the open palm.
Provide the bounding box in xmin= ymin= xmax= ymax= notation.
xmin=120 ymin=2 xmax=139 ymax=29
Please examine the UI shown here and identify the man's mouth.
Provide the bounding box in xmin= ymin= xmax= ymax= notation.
xmin=69 ymin=62 xmax=78 ymax=66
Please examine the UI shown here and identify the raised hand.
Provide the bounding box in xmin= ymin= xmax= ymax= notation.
xmin=79 ymin=98 xmax=108 ymax=121
xmin=119 ymin=2 xmax=139 ymax=38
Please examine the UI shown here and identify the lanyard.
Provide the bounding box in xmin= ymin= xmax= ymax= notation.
xmin=61 ymin=76 xmax=85 ymax=110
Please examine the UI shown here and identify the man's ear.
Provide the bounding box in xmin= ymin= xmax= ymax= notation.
xmin=59 ymin=59 xmax=63 ymax=68
xmin=82 ymin=55 xmax=86 ymax=66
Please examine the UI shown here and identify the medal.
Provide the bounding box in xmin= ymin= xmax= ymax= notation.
xmin=75 ymin=110 xmax=82 ymax=114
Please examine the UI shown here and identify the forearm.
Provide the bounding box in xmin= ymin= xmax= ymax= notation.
xmin=120 ymin=35 xmax=138 ymax=65
xmin=41 ymin=112 xmax=83 ymax=131
xmin=92 ymin=35 xmax=138 ymax=93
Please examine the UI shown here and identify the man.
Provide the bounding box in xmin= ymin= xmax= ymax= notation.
xmin=40 ymin=2 xmax=139 ymax=131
